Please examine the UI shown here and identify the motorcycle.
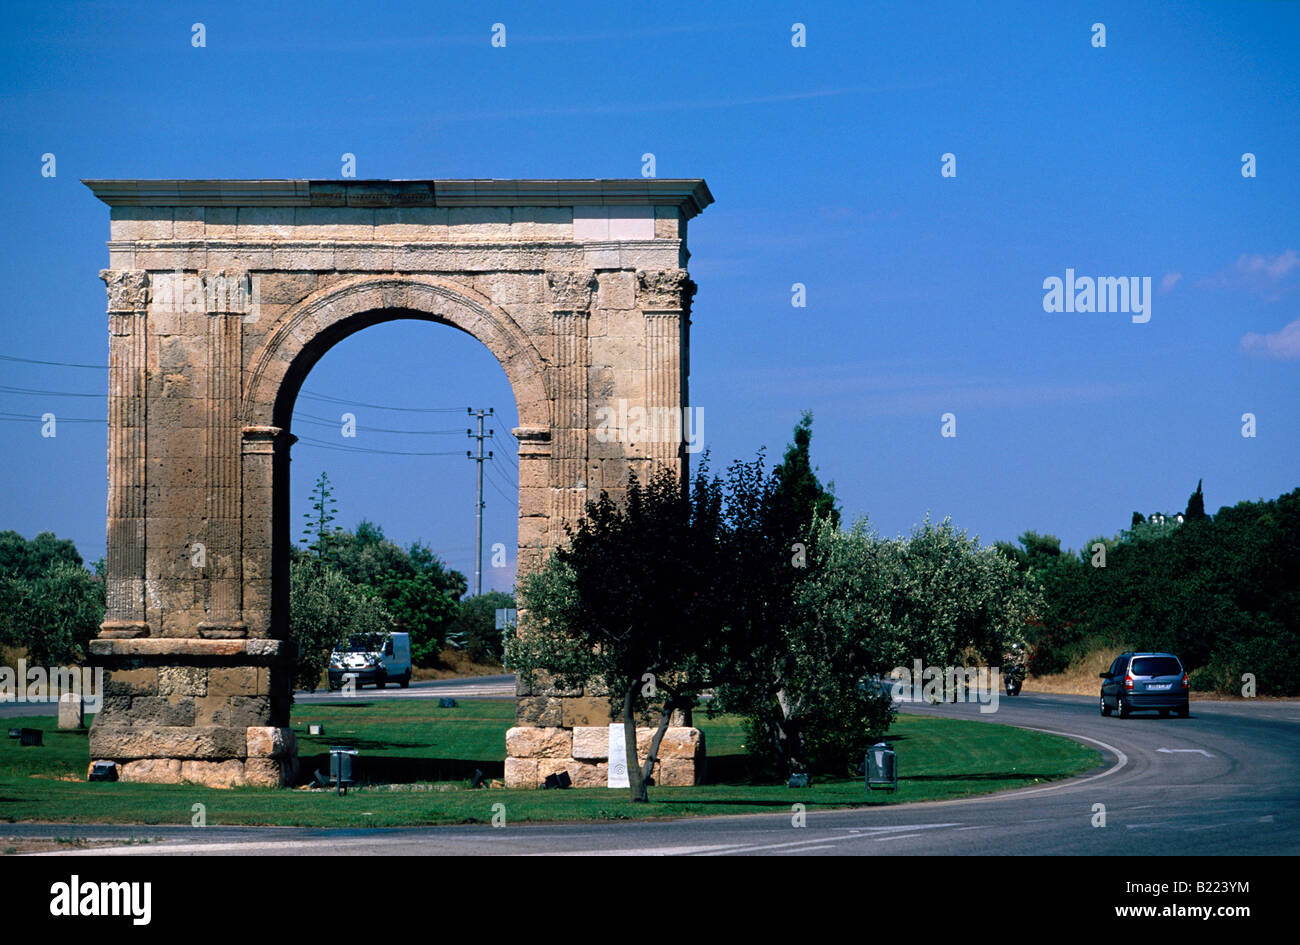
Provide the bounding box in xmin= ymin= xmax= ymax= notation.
xmin=1003 ymin=663 xmax=1025 ymax=696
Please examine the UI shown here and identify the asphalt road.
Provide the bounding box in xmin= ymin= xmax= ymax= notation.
xmin=0 ymin=674 xmax=516 ymax=719
xmin=7 ymin=688 xmax=1298 ymax=855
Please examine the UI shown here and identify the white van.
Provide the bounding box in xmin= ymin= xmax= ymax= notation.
xmin=328 ymin=631 xmax=412 ymax=690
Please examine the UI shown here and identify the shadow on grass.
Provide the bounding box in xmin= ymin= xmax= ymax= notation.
xmin=299 ymin=753 xmax=503 ymax=784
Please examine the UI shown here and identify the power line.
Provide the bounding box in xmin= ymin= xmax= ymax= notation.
xmin=0 ymin=354 xmax=107 ymax=370
xmin=483 ymin=474 xmax=515 ymax=506
xmin=292 ymin=413 xmax=464 ymax=435
xmin=485 ymin=461 xmax=518 ymax=493
xmin=295 ymin=436 xmax=464 ymax=457
xmin=297 ymin=391 xmax=466 ymax=413
xmin=0 ymin=384 xmax=103 ymax=398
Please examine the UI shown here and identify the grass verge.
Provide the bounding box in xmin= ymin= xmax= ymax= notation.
xmin=0 ymin=700 xmax=1098 ymax=828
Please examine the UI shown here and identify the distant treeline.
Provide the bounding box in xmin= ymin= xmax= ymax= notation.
xmin=997 ymin=484 xmax=1300 ymax=695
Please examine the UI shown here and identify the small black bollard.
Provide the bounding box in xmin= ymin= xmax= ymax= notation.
xmin=88 ymin=761 xmax=118 ymax=782
xmin=18 ymin=728 xmax=43 ymax=747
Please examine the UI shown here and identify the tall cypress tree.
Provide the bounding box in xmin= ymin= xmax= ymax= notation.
xmin=1186 ymin=479 xmax=1207 ymax=521
xmin=772 ymin=411 xmax=840 ymax=530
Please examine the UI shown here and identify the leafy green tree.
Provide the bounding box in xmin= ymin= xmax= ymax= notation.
xmin=0 ymin=561 xmax=104 ymax=665
xmin=711 ymin=417 xmax=841 ymax=777
xmin=312 ymin=521 xmax=466 ymax=665
xmin=288 ymin=556 xmax=393 ymax=692
xmin=447 ymin=591 xmax=516 ymax=663
xmin=0 ymin=530 xmax=84 ymax=581
xmin=511 ymin=464 xmax=726 ymax=802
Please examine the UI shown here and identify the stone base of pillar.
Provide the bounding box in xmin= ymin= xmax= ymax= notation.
xmin=87 ymin=638 xmax=297 ymax=788
xmin=98 ymin=619 xmax=150 ymax=639
xmin=197 ymin=621 xmax=249 ymax=639
xmin=504 ymin=725 xmax=706 ymax=789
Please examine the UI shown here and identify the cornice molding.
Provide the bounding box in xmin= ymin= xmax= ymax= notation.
xmin=84 ymin=179 xmax=714 ymax=219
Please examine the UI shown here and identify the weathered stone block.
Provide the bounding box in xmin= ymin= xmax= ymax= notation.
xmin=504 ymin=756 xmax=539 ymax=789
xmin=597 ymin=271 xmax=636 ymax=310
xmin=656 ymin=758 xmax=698 ymax=787
xmin=561 ymin=696 xmax=614 ymax=727
xmin=242 ymin=757 xmax=288 ymax=787
xmin=181 ymin=759 xmax=245 ymax=788
xmin=228 ymin=696 xmax=272 ymax=727
xmin=127 ymin=696 xmax=197 ymax=726
xmin=104 ymin=668 xmax=158 ymax=697
xmin=119 ymin=758 xmax=183 ymax=784
xmin=504 ymin=726 xmax=572 ymax=759
xmin=158 ymin=666 xmax=207 ymax=697
xmin=516 ymin=696 xmax=562 ymax=726
xmin=571 ymin=726 xmax=609 ymax=761
xmin=88 ymin=724 xmax=246 ymax=760
xmin=209 ymin=666 xmax=259 ymax=696
xmin=246 ymin=726 xmax=295 ymax=758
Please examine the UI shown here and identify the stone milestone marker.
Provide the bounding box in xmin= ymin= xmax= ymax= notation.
xmin=608 ymin=722 xmax=630 ymax=788
xmin=85 ymin=177 xmax=713 ymax=788
xmin=57 ymin=692 xmax=84 ymax=730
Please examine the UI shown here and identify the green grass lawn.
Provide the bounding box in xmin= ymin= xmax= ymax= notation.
xmin=0 ymin=700 xmax=1099 ymax=828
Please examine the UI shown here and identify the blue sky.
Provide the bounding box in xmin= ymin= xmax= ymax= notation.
xmin=1 ymin=1 xmax=1297 ymax=593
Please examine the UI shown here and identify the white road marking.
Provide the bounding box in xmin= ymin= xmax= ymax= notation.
xmin=996 ymin=727 xmax=1129 ymax=798
xmin=1156 ymin=748 xmax=1213 ymax=757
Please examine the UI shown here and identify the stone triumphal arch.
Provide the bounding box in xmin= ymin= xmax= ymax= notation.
xmin=85 ymin=179 xmax=712 ymax=787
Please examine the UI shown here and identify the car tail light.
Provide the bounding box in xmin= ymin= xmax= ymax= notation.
xmin=1124 ymin=674 xmax=1134 ymax=690
xmin=1181 ymin=673 xmax=1189 ymax=689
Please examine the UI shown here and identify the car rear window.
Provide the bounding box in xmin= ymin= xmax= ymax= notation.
xmin=1131 ymin=656 xmax=1182 ymax=677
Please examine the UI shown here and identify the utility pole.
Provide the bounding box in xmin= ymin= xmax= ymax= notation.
xmin=467 ymin=407 xmax=494 ymax=596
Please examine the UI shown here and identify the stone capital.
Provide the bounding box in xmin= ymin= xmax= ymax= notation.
xmin=636 ymin=269 xmax=695 ymax=312
xmin=99 ymin=269 xmax=149 ymax=312
xmin=199 ymin=268 xmax=252 ymax=315
xmin=242 ymin=425 xmax=295 ymax=454
xmin=546 ymin=269 xmax=597 ymax=313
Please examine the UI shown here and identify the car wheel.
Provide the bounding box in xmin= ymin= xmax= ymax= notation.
xmin=1100 ymin=694 xmax=1111 ymax=717
xmin=399 ymin=672 xmax=411 ymax=689
xmin=1176 ymin=705 xmax=1189 ymax=718
xmin=1117 ymin=695 xmax=1130 ymax=718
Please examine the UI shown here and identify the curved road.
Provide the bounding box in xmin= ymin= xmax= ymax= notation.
xmin=11 ymin=690 xmax=1300 ymax=855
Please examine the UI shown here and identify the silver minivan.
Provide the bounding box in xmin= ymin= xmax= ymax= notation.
xmin=328 ymin=631 xmax=413 ymax=690
xmin=1100 ymin=652 xmax=1189 ymax=718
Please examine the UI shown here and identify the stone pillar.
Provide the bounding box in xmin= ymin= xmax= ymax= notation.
xmin=513 ymin=425 xmax=550 ymax=579
xmin=504 ymin=268 xmax=705 ymax=789
xmin=89 ymin=270 xmax=296 ymax=788
xmin=100 ymin=269 xmax=150 ymax=639
xmin=545 ymin=270 xmax=595 ymax=545
xmin=198 ymin=270 xmax=247 ymax=639
xmin=637 ymin=269 xmax=695 ymax=473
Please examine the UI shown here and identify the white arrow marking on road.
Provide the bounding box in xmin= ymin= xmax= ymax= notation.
xmin=1156 ymin=748 xmax=1213 ymax=757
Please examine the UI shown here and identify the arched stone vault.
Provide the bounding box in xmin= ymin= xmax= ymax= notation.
xmin=83 ymin=178 xmax=712 ymax=788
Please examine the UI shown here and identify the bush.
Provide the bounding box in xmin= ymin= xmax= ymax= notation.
xmin=289 ymin=557 xmax=393 ymax=691
xmin=446 ymin=591 xmax=514 ymax=664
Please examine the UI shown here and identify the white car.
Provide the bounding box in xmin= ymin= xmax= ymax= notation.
xmin=328 ymin=632 xmax=412 ymax=690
